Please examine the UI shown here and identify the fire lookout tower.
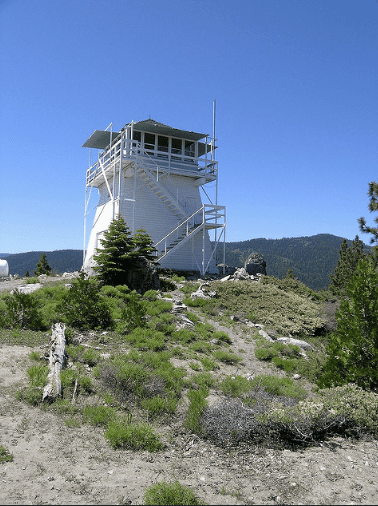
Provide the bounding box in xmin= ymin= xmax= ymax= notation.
xmin=82 ymin=118 xmax=226 ymax=274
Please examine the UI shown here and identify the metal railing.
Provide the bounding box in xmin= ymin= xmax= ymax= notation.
xmin=86 ymin=137 xmax=218 ymax=186
xmin=154 ymin=204 xmax=226 ymax=260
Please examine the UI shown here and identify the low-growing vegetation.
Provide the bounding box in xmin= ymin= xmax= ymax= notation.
xmin=0 ymin=445 xmax=14 ymax=463
xmin=144 ymin=480 xmax=204 ymax=505
xmin=2 ymin=237 xmax=378 ymax=470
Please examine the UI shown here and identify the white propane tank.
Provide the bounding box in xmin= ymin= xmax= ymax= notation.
xmin=0 ymin=259 xmax=9 ymax=277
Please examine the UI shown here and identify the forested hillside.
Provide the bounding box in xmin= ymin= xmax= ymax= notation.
xmin=4 ymin=234 xmax=370 ymax=291
xmin=219 ymin=234 xmax=370 ymax=291
xmin=6 ymin=250 xmax=83 ymax=277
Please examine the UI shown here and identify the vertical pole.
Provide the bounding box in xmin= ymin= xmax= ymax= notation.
xmin=213 ymin=99 xmax=219 ymax=267
xmin=119 ymin=136 xmax=123 ymax=217
xmin=133 ymin=152 xmax=137 ymax=233
xmin=202 ymin=206 xmax=205 ymax=275
xmin=223 ymin=208 xmax=226 ymax=275
xmin=83 ymin=186 xmax=87 ymax=266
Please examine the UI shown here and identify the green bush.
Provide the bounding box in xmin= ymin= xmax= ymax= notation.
xmin=104 ymin=419 xmax=163 ymax=451
xmin=116 ymin=290 xmax=147 ymax=333
xmin=60 ymin=369 xmax=78 ymax=389
xmin=184 ymin=386 xmax=208 ymax=434
xmin=254 ymin=346 xmax=279 ymax=361
xmin=272 ymin=356 xmax=297 ymax=372
xmin=183 ymin=297 xmax=210 ymax=308
xmin=28 ymin=350 xmax=41 ymax=361
xmin=145 ymin=299 xmax=172 ymax=316
xmin=190 ymin=362 xmax=201 ymax=371
xmin=190 ymin=341 xmax=212 ymax=354
xmin=159 ymin=278 xmax=176 ymax=292
xmin=0 ymin=445 xmax=13 ymax=463
xmin=82 ymin=404 xmax=116 ymax=426
xmin=199 ymin=356 xmax=219 ymax=371
xmin=126 ymin=328 xmax=167 ymax=351
xmin=16 ymin=386 xmax=43 ymax=406
xmin=79 ymin=375 xmax=93 ymax=394
xmin=143 ymin=290 xmax=159 ymax=301
xmin=213 ymin=350 xmax=241 ymax=365
xmin=81 ymin=348 xmax=100 ymax=367
xmin=212 ymin=331 xmax=232 ymax=344
xmin=144 ymin=481 xmax=203 ymax=505
xmin=141 ymin=395 xmax=177 ymax=415
xmin=219 ymin=376 xmax=251 ymax=397
xmin=57 ymin=272 xmax=113 ymax=330
xmin=25 ymin=277 xmax=40 ymax=284
xmin=249 ymin=375 xmax=307 ymax=401
xmin=27 ymin=364 xmax=49 ymax=387
xmin=180 ymin=282 xmax=200 ymax=295
xmin=0 ymin=290 xmax=45 ymax=330
xmin=192 ymin=372 xmax=216 ymax=389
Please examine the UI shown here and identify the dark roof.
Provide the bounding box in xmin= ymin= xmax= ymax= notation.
xmin=83 ymin=119 xmax=208 ymax=149
xmin=128 ymin=119 xmax=207 ymax=141
xmin=82 ymin=130 xmax=120 ymax=149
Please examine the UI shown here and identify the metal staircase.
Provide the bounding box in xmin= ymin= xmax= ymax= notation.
xmin=136 ymin=164 xmax=186 ymax=220
xmin=154 ymin=204 xmax=226 ymax=273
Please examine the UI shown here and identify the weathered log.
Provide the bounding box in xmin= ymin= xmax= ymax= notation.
xmin=42 ymin=322 xmax=66 ymax=402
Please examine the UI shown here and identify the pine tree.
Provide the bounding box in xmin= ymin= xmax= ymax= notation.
xmin=34 ymin=253 xmax=51 ymax=276
xmin=358 ymin=181 xmax=378 ymax=245
xmin=319 ymin=256 xmax=378 ymax=391
xmin=329 ymin=236 xmax=366 ymax=295
xmin=93 ymin=216 xmax=135 ymax=286
xmin=131 ymin=228 xmax=158 ymax=264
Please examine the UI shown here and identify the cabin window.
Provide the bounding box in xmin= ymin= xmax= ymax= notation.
xmin=171 ymin=138 xmax=182 ymax=155
xmin=158 ymin=136 xmax=169 ymax=152
xmin=144 ymin=133 xmax=155 ymax=154
xmin=132 ymin=130 xmax=141 ymax=142
xmin=185 ymin=140 xmax=195 ymax=157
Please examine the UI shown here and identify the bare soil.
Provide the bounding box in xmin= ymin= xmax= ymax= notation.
xmin=1 ymin=280 xmax=378 ymax=504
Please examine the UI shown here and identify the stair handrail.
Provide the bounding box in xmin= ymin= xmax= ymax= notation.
xmin=154 ymin=206 xmax=205 ymax=252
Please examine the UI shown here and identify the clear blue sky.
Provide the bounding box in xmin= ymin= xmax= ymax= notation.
xmin=1 ymin=0 xmax=377 ymax=253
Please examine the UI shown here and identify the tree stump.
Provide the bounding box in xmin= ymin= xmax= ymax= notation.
xmin=42 ymin=322 xmax=66 ymax=402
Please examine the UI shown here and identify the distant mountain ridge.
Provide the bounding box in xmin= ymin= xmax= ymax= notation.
xmin=4 ymin=234 xmax=370 ymax=291
xmin=220 ymin=233 xmax=371 ymax=291
xmin=5 ymin=250 xmax=83 ymax=277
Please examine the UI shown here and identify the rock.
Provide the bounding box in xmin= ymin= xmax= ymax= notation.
xmin=276 ymin=337 xmax=313 ymax=351
xmin=259 ymin=328 xmax=274 ymax=342
xmin=176 ymin=315 xmax=195 ymax=330
xmin=217 ymin=264 xmax=236 ymax=276
xmin=62 ymin=271 xmax=79 ymax=278
xmin=293 ymin=373 xmax=301 ymax=380
xmin=125 ymin=257 xmax=160 ymax=293
xmin=190 ymin=282 xmax=216 ymax=300
xmin=171 ymin=301 xmax=188 ymax=313
xmin=233 ymin=267 xmax=248 ymax=280
xmin=244 ymin=252 xmax=267 ymax=276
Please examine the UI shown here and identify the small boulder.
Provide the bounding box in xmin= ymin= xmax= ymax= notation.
xmin=244 ymin=252 xmax=267 ymax=276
